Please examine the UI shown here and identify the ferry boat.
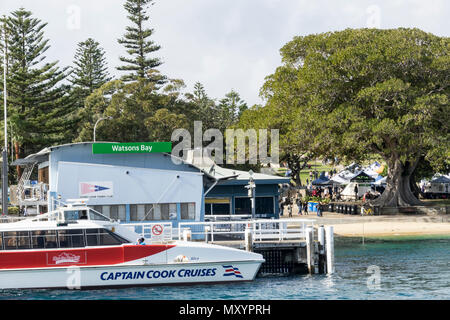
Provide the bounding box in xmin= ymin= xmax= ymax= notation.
xmin=0 ymin=202 xmax=264 ymax=289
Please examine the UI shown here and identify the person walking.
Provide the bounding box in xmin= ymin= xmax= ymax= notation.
xmin=303 ymin=201 xmax=308 ymax=215
xmin=317 ymin=202 xmax=323 ymax=217
xmin=296 ymin=197 xmax=303 ymax=216
xmin=279 ymin=200 xmax=285 ymax=216
xmin=354 ymin=184 xmax=359 ymax=200
xmin=288 ymin=204 xmax=293 ymax=218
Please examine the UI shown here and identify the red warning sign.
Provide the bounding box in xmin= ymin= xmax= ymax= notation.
xmin=152 ymin=224 xmax=163 ymax=236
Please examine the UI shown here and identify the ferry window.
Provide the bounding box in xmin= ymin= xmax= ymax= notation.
xmin=86 ymin=228 xmax=129 ymax=246
xmin=17 ymin=231 xmax=31 ymax=249
xmin=3 ymin=231 xmax=31 ymax=250
xmin=58 ymin=229 xmax=85 ymax=248
xmin=0 ymin=233 xmax=3 ymax=250
xmin=31 ymin=230 xmax=46 ymax=249
xmin=79 ymin=210 xmax=88 ymax=220
xmin=30 ymin=231 xmax=58 ymax=249
xmin=45 ymin=230 xmax=58 ymax=248
xmin=3 ymin=231 xmax=18 ymax=250
xmin=64 ymin=210 xmax=79 ymax=221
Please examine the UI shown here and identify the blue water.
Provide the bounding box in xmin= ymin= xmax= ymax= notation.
xmin=1 ymin=238 xmax=449 ymax=300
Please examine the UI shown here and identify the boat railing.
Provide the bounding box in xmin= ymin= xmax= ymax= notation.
xmin=177 ymin=218 xmax=316 ymax=243
xmin=0 ymin=216 xmax=27 ymax=224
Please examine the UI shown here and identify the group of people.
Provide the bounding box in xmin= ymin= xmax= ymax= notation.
xmin=279 ymin=196 xmax=323 ymax=217
xmin=307 ymin=185 xmax=342 ymax=201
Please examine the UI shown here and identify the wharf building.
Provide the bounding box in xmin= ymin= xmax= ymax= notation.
xmin=11 ymin=142 xmax=288 ymax=225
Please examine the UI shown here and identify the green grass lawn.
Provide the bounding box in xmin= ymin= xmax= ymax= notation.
xmin=298 ymin=161 xmax=335 ymax=186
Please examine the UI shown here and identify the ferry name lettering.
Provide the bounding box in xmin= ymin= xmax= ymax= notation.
xmin=100 ymin=268 xmax=217 ymax=281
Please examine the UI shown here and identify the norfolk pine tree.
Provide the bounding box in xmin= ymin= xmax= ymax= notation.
xmin=70 ymin=38 xmax=111 ymax=141
xmin=2 ymin=9 xmax=75 ymax=178
xmin=117 ymin=0 xmax=165 ymax=85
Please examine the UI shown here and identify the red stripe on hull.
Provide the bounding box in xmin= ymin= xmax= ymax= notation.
xmin=0 ymin=244 xmax=175 ymax=270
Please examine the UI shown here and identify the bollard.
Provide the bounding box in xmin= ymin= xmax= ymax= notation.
xmin=306 ymin=227 xmax=314 ymax=274
xmin=245 ymin=224 xmax=253 ymax=252
xmin=182 ymin=228 xmax=192 ymax=242
xmin=204 ymin=225 xmax=210 ymax=243
xmin=318 ymin=226 xmax=326 ymax=274
xmin=325 ymin=226 xmax=335 ymax=274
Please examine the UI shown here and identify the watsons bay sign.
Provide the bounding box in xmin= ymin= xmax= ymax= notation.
xmin=92 ymin=142 xmax=172 ymax=154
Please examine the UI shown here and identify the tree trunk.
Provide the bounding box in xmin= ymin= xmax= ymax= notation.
xmin=284 ymin=153 xmax=310 ymax=187
xmin=15 ymin=141 xmax=22 ymax=180
xmin=372 ymin=157 xmax=422 ymax=207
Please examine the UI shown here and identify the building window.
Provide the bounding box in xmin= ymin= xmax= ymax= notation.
xmin=205 ymin=198 xmax=230 ymax=215
xmin=180 ymin=203 xmax=195 ymax=220
xmin=109 ymin=205 xmax=126 ymax=221
xmin=235 ymin=197 xmax=275 ymax=215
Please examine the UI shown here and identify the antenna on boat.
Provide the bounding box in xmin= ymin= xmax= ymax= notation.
xmin=1 ymin=17 xmax=8 ymax=216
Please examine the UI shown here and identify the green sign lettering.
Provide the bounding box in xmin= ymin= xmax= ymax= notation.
xmin=92 ymin=142 xmax=172 ymax=154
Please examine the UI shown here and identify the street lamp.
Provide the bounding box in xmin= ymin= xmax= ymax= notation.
xmin=246 ymin=170 xmax=256 ymax=219
xmin=93 ymin=116 xmax=112 ymax=142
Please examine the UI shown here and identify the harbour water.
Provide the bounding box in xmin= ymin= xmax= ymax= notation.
xmin=1 ymin=237 xmax=449 ymax=300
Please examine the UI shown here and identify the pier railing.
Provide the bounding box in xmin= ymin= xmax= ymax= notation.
xmin=177 ymin=218 xmax=316 ymax=243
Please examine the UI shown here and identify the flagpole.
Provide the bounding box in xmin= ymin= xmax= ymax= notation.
xmin=2 ymin=19 xmax=8 ymax=216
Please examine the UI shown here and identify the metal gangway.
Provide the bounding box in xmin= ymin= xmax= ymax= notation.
xmin=177 ymin=218 xmax=316 ymax=244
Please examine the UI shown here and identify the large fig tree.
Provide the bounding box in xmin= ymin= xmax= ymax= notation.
xmin=258 ymin=28 xmax=449 ymax=207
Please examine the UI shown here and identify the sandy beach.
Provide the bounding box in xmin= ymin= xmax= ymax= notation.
xmin=282 ymin=211 xmax=450 ymax=237
xmin=330 ymin=220 xmax=450 ymax=237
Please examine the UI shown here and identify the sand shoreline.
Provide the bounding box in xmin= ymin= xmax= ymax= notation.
xmin=281 ymin=212 xmax=450 ymax=237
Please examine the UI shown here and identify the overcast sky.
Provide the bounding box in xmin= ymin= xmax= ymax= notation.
xmin=1 ymin=0 xmax=448 ymax=106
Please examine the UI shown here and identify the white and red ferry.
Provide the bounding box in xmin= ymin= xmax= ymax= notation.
xmin=0 ymin=202 xmax=264 ymax=289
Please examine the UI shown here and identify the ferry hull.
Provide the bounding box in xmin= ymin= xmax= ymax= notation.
xmin=0 ymin=260 xmax=262 ymax=290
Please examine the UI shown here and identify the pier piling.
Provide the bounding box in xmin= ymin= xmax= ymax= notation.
xmin=306 ymin=227 xmax=314 ymax=274
xmin=245 ymin=224 xmax=253 ymax=252
xmin=318 ymin=226 xmax=326 ymax=274
xmin=325 ymin=226 xmax=335 ymax=274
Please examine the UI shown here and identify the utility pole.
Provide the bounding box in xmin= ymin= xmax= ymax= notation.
xmin=2 ymin=18 xmax=8 ymax=215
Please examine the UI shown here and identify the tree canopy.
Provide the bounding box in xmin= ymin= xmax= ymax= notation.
xmin=244 ymin=28 xmax=449 ymax=206
xmin=1 ymin=9 xmax=75 ymax=160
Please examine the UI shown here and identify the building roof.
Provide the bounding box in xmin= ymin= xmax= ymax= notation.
xmin=184 ymin=149 xmax=290 ymax=185
xmin=12 ymin=142 xmax=288 ymax=185
xmin=431 ymin=175 xmax=450 ymax=184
